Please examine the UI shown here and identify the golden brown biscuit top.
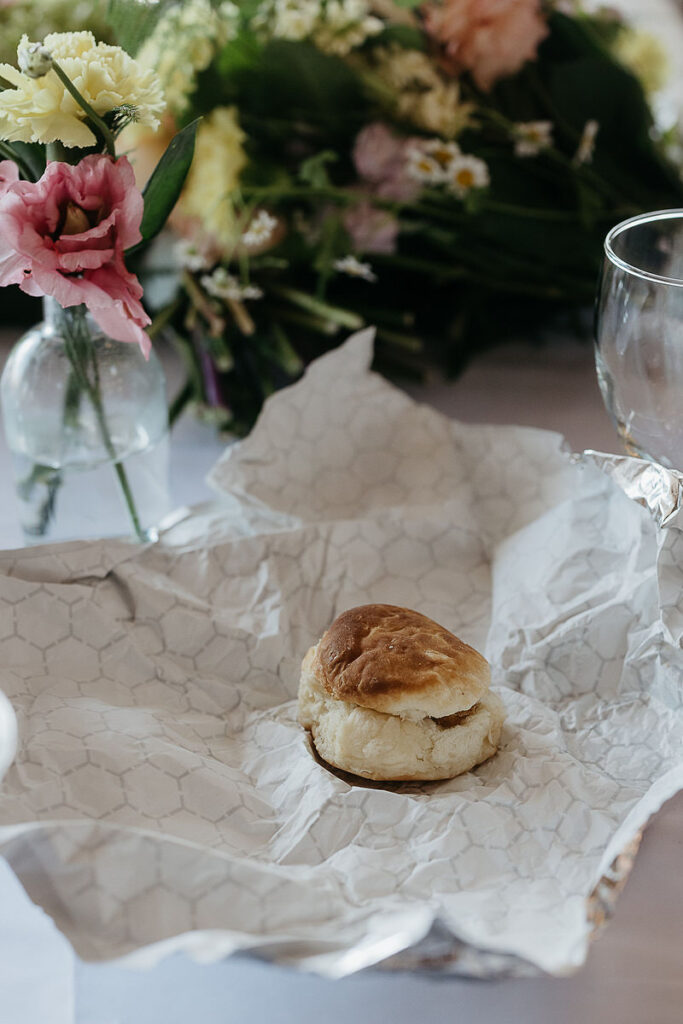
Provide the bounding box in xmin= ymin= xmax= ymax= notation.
xmin=315 ymin=604 xmax=490 ymax=718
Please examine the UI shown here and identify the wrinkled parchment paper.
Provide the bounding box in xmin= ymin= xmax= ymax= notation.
xmin=0 ymin=330 xmax=682 ymax=978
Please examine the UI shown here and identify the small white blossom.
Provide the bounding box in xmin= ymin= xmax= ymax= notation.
xmin=17 ymin=37 xmax=53 ymax=79
xmin=241 ymin=209 xmax=278 ymax=248
xmin=422 ymin=139 xmax=461 ymax=170
xmin=513 ymin=121 xmax=553 ymax=158
xmin=174 ymin=238 xmax=212 ymax=272
xmin=406 ymin=147 xmax=445 ymax=186
xmin=447 ymin=155 xmax=490 ymax=198
xmin=333 ymin=255 xmax=377 ymax=282
xmin=202 ymin=267 xmax=263 ymax=301
xmin=259 ymin=0 xmax=320 ymax=40
xmin=314 ymin=0 xmax=383 ymax=56
xmin=573 ymin=119 xmax=599 ymax=166
xmin=255 ymin=0 xmax=381 ymax=54
xmin=240 ymin=284 xmax=264 ymax=299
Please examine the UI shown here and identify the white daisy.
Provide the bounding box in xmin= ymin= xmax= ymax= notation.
xmin=447 ymin=155 xmax=490 ymax=198
xmin=406 ymin=146 xmax=445 ymax=186
xmin=422 ymin=138 xmax=461 ymax=173
xmin=333 ymin=255 xmax=377 ymax=282
xmin=513 ymin=121 xmax=553 ymax=158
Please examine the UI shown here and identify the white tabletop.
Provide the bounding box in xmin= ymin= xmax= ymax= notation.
xmin=1 ymin=327 xmax=682 ymax=1024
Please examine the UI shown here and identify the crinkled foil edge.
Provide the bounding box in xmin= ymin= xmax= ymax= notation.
xmin=379 ymin=831 xmax=643 ymax=977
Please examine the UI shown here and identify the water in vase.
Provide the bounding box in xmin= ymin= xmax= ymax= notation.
xmin=8 ymin=418 xmax=171 ymax=545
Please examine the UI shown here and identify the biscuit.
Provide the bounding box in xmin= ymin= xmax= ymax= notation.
xmin=298 ymin=605 xmax=505 ymax=782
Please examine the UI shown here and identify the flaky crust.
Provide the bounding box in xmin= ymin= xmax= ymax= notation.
xmin=298 ymin=661 xmax=505 ymax=782
xmin=314 ymin=604 xmax=490 ymax=718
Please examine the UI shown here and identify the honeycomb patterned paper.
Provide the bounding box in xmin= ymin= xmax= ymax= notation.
xmin=0 ymin=329 xmax=682 ymax=978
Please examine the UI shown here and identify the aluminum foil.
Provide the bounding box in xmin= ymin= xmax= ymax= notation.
xmin=0 ymin=330 xmax=682 ymax=979
xmin=578 ymin=450 xmax=683 ymax=528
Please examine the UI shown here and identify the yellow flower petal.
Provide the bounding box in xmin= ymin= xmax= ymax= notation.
xmin=0 ymin=31 xmax=164 ymax=148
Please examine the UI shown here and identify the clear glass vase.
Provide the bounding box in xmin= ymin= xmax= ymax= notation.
xmin=1 ymin=299 xmax=171 ymax=545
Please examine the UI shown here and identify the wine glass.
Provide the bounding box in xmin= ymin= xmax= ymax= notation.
xmin=595 ymin=209 xmax=683 ymax=469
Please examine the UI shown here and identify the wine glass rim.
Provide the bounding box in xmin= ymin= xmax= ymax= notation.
xmin=605 ymin=208 xmax=683 ymax=288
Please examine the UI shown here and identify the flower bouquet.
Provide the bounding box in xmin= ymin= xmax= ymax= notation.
xmin=0 ymin=30 xmax=196 ymax=543
xmin=106 ymin=0 xmax=683 ymax=435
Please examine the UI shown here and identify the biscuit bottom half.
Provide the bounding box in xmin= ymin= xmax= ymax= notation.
xmin=298 ymin=671 xmax=505 ymax=782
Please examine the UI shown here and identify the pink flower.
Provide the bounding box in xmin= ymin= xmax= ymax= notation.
xmin=421 ymin=0 xmax=549 ymax=91
xmin=353 ymin=123 xmax=421 ymax=202
xmin=0 ymin=155 xmax=151 ymax=356
xmin=343 ymin=201 xmax=399 ymax=255
xmin=0 ymin=160 xmax=19 ymax=196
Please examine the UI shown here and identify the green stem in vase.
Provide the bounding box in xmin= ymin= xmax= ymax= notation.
xmin=59 ymin=306 xmax=146 ymax=543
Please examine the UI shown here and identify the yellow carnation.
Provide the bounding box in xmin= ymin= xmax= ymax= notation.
xmin=369 ymin=46 xmax=471 ymax=139
xmin=136 ymin=0 xmax=239 ymax=115
xmin=614 ymin=29 xmax=669 ymax=96
xmin=178 ymin=107 xmax=247 ymax=249
xmin=0 ymin=31 xmax=165 ymax=148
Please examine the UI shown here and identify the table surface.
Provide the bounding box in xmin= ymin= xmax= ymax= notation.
xmin=1 ymin=326 xmax=682 ymax=1024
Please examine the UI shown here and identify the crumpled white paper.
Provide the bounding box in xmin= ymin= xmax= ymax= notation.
xmin=0 ymin=330 xmax=682 ymax=978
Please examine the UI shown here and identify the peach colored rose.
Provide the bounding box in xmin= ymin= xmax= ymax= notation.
xmin=0 ymin=155 xmax=151 ymax=355
xmin=421 ymin=0 xmax=549 ymax=91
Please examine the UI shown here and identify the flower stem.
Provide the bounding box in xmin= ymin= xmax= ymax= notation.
xmin=51 ymin=61 xmax=117 ymax=157
xmin=60 ymin=307 xmax=146 ymax=542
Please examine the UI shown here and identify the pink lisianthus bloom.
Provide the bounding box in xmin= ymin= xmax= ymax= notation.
xmin=353 ymin=123 xmax=421 ymax=202
xmin=0 ymin=155 xmax=151 ymax=356
xmin=343 ymin=200 xmax=399 ymax=255
xmin=421 ymin=0 xmax=549 ymax=92
xmin=0 ymin=159 xmax=19 ymax=195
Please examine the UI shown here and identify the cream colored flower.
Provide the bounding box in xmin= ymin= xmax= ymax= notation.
xmin=17 ymin=38 xmax=53 ymax=79
xmin=313 ymin=0 xmax=383 ymax=56
xmin=369 ymin=46 xmax=471 ymax=139
xmin=447 ymin=154 xmax=490 ymax=198
xmin=178 ymin=107 xmax=247 ymax=250
xmin=0 ymin=31 xmax=165 ymax=147
xmin=254 ymin=0 xmax=382 ymax=55
xmin=614 ymin=28 xmax=669 ymax=95
xmin=137 ymin=0 xmax=239 ymax=114
xmin=513 ymin=120 xmax=553 ymax=157
xmin=254 ymin=0 xmax=321 ymax=40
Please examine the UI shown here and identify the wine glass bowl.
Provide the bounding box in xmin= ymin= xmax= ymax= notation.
xmin=595 ymin=210 xmax=683 ymax=469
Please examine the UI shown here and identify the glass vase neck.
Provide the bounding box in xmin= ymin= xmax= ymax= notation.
xmin=42 ymin=297 xmax=89 ymax=333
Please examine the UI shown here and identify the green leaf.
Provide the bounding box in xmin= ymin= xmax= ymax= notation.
xmin=12 ymin=142 xmax=46 ymax=180
xmin=380 ymin=25 xmax=426 ymax=51
xmin=135 ymin=119 xmax=200 ymax=249
xmin=106 ymin=0 xmax=167 ymax=54
xmin=299 ymin=150 xmax=337 ymax=188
